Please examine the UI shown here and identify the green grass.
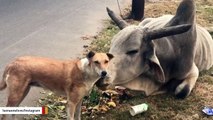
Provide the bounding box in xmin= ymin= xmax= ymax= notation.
xmin=89 ymin=21 xmax=119 ymax=53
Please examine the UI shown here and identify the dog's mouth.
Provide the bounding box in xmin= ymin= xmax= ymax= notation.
xmin=95 ymin=77 xmax=110 ymax=91
xmin=100 ymin=75 xmax=106 ymax=79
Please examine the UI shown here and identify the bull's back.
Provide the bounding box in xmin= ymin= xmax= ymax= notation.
xmin=195 ymin=26 xmax=213 ymax=71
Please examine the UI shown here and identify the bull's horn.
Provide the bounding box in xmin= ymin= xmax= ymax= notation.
xmin=145 ymin=24 xmax=192 ymax=40
xmin=106 ymin=7 xmax=128 ymax=29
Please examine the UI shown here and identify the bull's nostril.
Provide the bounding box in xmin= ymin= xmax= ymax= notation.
xmin=101 ymin=71 xmax=107 ymax=77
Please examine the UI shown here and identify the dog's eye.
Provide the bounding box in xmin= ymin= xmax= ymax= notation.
xmin=126 ymin=50 xmax=138 ymax=55
xmin=94 ymin=61 xmax=100 ymax=64
xmin=104 ymin=60 xmax=109 ymax=64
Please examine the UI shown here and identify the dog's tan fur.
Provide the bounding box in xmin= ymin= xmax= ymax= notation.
xmin=0 ymin=51 xmax=113 ymax=120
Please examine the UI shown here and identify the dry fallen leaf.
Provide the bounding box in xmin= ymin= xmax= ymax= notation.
xmin=59 ymin=100 xmax=67 ymax=104
xmin=107 ymin=101 xmax=116 ymax=108
xmin=81 ymin=106 xmax=87 ymax=112
xmin=99 ymin=105 xmax=109 ymax=112
xmin=103 ymin=89 xmax=119 ymax=95
xmin=92 ymin=105 xmax=100 ymax=111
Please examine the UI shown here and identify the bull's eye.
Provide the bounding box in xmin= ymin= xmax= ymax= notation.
xmin=94 ymin=61 xmax=100 ymax=64
xmin=126 ymin=50 xmax=138 ymax=55
xmin=104 ymin=60 xmax=109 ymax=64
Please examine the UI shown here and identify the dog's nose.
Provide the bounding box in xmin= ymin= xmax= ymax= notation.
xmin=101 ymin=71 xmax=107 ymax=77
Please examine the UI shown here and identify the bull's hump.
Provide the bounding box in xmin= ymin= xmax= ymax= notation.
xmin=139 ymin=15 xmax=173 ymax=30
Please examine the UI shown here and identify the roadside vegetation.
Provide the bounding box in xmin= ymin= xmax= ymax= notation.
xmin=26 ymin=0 xmax=213 ymax=119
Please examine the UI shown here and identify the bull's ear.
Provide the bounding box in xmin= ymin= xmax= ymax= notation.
xmin=148 ymin=54 xmax=165 ymax=83
xmin=106 ymin=53 xmax=114 ymax=60
xmin=87 ymin=51 xmax=95 ymax=59
xmin=144 ymin=24 xmax=192 ymax=41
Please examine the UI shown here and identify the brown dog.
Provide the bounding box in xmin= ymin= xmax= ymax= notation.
xmin=0 ymin=51 xmax=113 ymax=120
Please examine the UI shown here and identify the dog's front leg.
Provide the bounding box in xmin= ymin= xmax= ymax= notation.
xmin=74 ymin=99 xmax=83 ymax=120
xmin=1 ymin=115 xmax=6 ymax=120
xmin=67 ymin=99 xmax=77 ymax=120
xmin=66 ymin=85 xmax=86 ymax=120
xmin=1 ymin=114 xmax=16 ymax=120
xmin=67 ymin=93 xmax=84 ymax=120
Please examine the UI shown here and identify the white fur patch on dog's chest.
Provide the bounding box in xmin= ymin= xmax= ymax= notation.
xmin=80 ymin=58 xmax=89 ymax=69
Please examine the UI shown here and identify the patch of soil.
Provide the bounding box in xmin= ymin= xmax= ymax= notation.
xmin=145 ymin=1 xmax=178 ymax=18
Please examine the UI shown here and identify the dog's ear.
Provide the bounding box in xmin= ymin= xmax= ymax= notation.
xmin=106 ymin=53 xmax=114 ymax=60
xmin=87 ymin=51 xmax=95 ymax=59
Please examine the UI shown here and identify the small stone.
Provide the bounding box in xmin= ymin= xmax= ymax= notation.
xmin=83 ymin=45 xmax=89 ymax=48
xmin=192 ymin=114 xmax=199 ymax=119
xmin=81 ymin=35 xmax=91 ymax=40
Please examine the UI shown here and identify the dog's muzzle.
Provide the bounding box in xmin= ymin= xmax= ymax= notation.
xmin=96 ymin=74 xmax=110 ymax=91
xmin=101 ymin=71 xmax=107 ymax=78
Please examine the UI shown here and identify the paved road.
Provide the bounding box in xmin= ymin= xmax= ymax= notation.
xmin=0 ymin=0 xmax=128 ymax=119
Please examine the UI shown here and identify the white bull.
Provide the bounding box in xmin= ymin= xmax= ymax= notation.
xmin=106 ymin=0 xmax=213 ymax=99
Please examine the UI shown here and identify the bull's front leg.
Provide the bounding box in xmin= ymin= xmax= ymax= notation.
xmin=121 ymin=76 xmax=162 ymax=96
xmin=175 ymin=63 xmax=199 ymax=99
